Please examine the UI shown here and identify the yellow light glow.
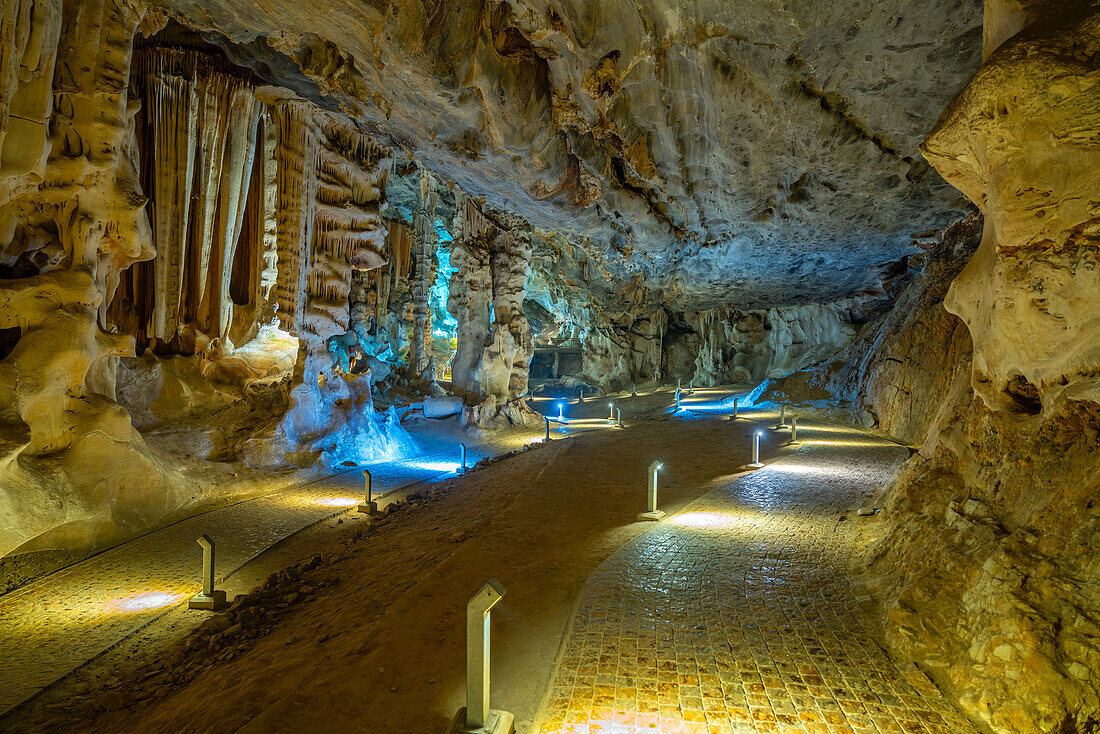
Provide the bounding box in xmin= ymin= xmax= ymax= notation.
xmin=769 ymin=464 xmax=827 ymax=474
xmin=314 ymin=497 xmax=360 ymax=507
xmin=800 ymin=439 xmax=887 ymax=448
xmin=668 ymin=511 xmax=739 ymax=529
xmin=108 ymin=591 xmax=184 ymax=613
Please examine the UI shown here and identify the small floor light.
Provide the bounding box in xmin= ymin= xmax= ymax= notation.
xmin=677 ymin=378 xmax=682 ymax=391
xmin=608 ymin=402 xmax=615 ymax=420
xmin=776 ymin=404 xmax=791 ymax=429
xmin=747 ymin=431 xmax=765 ymax=469
xmin=617 ymin=408 xmax=622 ymax=428
xmin=729 ymin=397 xmax=738 ymax=421
xmin=787 ymin=416 xmax=800 ymax=446
xmin=578 ymin=387 xmax=584 ymax=403
xmin=188 ymin=535 xmax=226 ymax=611
xmin=358 ymin=469 xmax=377 ymax=513
xmin=557 ymin=403 xmax=564 ymax=421
xmin=447 ymin=579 xmax=514 ymax=734
xmin=689 ymin=379 xmax=694 ymax=393
xmin=638 ymin=460 xmax=666 ymax=521
xmin=631 ymin=382 xmax=636 ymax=396
xmin=461 ymin=442 xmax=468 ymax=472
xmin=675 ymin=388 xmax=682 ymax=411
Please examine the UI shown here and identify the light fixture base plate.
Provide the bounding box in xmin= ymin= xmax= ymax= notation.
xmin=446 ymin=707 xmax=515 ymax=734
xmin=745 ymin=462 xmax=765 ymax=470
xmin=637 ymin=510 xmax=666 ymax=522
xmin=357 ymin=501 xmax=378 ymax=514
xmin=188 ymin=590 xmax=227 ymax=611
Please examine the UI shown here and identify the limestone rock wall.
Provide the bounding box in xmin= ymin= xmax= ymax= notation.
xmin=0 ymin=0 xmax=195 ymax=564
xmin=866 ymin=7 xmax=1100 ymax=730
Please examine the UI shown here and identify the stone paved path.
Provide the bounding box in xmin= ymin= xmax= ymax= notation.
xmin=0 ymin=441 xmax=493 ymax=715
xmin=536 ymin=425 xmax=979 ymax=734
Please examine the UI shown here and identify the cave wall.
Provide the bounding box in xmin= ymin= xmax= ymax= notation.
xmin=762 ymin=4 xmax=1100 ymax=730
xmin=0 ymin=0 xmax=197 ymax=567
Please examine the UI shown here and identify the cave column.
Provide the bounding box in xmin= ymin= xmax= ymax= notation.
xmin=410 ymin=167 xmax=438 ymax=377
xmin=484 ymin=224 xmax=534 ymax=400
xmin=446 ymin=234 xmax=491 ymax=399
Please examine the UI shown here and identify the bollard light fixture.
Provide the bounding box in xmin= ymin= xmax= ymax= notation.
xmin=188 ymin=535 xmax=227 ymax=611
xmin=776 ymin=404 xmax=789 ymax=430
xmin=675 ymin=388 xmax=682 ymax=411
xmin=608 ymin=402 xmax=615 ymax=420
xmin=557 ymin=402 xmax=564 ymax=421
xmin=631 ymin=382 xmax=637 ymax=396
xmin=446 ymin=579 xmax=515 ymax=734
xmin=357 ymin=469 xmax=378 ymax=514
xmin=788 ymin=416 xmax=800 ymax=445
xmin=638 ymin=460 xmax=666 ymax=521
xmin=461 ymin=442 xmax=468 ymax=472
xmin=747 ymin=430 xmax=765 ymax=469
xmin=544 ymin=416 xmax=551 ymax=442
xmin=617 ymin=407 xmax=622 ymax=428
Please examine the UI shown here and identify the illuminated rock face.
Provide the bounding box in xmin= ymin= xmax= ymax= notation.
xmin=0 ymin=0 xmax=194 ymax=566
xmin=923 ymin=3 xmax=1100 ymax=413
xmin=112 ymin=0 xmax=984 ymax=312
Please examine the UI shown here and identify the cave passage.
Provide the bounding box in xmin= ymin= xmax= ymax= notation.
xmin=1 ymin=1 xmax=1098 ymax=733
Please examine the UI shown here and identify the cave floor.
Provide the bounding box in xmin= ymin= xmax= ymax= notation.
xmin=533 ymin=430 xmax=978 ymax=734
xmin=0 ymin=426 xmax=555 ymax=717
xmin=0 ymin=391 xmax=980 ymax=734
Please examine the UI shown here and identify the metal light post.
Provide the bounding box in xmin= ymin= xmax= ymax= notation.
xmin=544 ymin=416 xmax=551 ymax=442
xmin=616 ymin=408 xmax=622 ymax=428
xmin=638 ymin=460 xmax=666 ymax=521
xmin=608 ymin=402 xmax=615 ymax=420
xmin=675 ymin=388 xmax=682 ymax=411
xmin=358 ymin=469 xmax=377 ymax=513
xmin=188 ymin=535 xmax=226 ymax=611
xmin=461 ymin=442 xmax=468 ymax=472
xmin=449 ymin=579 xmax=514 ymax=734
xmin=631 ymin=382 xmax=636 ymax=397
xmin=788 ymin=416 xmax=800 ymax=445
xmin=748 ymin=430 xmax=764 ymax=469
xmin=557 ymin=402 xmax=564 ymax=421
xmin=776 ymin=404 xmax=789 ymax=429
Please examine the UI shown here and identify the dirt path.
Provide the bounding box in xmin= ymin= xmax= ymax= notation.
xmin=3 ymin=399 xmax=775 ymax=733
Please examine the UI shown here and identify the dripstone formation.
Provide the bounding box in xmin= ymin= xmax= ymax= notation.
xmin=1 ymin=0 xmax=1098 ymax=731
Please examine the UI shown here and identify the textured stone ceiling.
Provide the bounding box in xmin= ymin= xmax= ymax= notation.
xmin=154 ymin=0 xmax=984 ymax=310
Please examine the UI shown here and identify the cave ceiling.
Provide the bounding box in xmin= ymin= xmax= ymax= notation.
xmin=150 ymin=0 xmax=984 ymax=311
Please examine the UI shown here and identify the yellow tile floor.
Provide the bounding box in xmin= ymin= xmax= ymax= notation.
xmin=537 ymin=426 xmax=978 ymax=734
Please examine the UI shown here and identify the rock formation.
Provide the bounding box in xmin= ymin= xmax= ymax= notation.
xmin=447 ymin=194 xmax=536 ymax=427
xmin=1 ymin=3 xmax=1098 ymax=730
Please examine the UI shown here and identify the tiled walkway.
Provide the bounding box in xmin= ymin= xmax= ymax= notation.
xmin=537 ymin=426 xmax=978 ymax=734
xmin=0 ymin=442 xmax=490 ymax=715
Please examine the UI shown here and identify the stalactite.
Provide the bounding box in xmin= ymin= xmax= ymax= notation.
xmin=272 ymin=99 xmax=319 ymax=333
xmin=201 ymin=85 xmax=259 ymax=339
xmin=132 ymin=49 xmax=197 ymax=340
xmin=258 ymin=109 xmax=279 ymax=320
